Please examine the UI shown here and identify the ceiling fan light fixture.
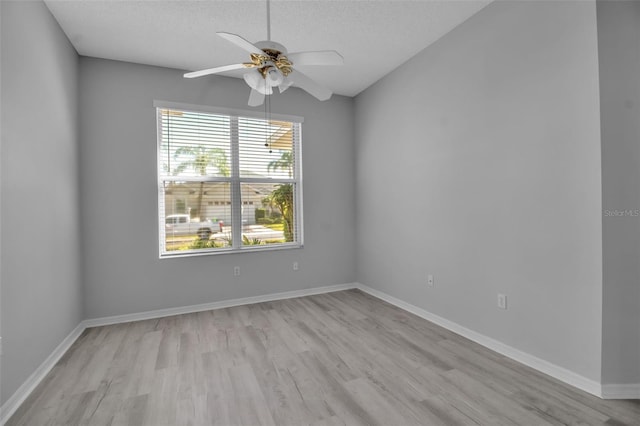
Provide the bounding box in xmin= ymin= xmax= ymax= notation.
xmin=244 ymin=71 xmax=273 ymax=95
xmin=266 ymin=68 xmax=284 ymax=87
xmin=278 ymin=79 xmax=293 ymax=94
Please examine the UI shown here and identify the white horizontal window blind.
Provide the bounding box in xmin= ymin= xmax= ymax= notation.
xmin=157 ymin=103 xmax=303 ymax=257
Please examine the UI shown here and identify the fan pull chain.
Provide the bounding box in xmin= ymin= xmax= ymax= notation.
xmin=268 ymin=95 xmax=272 ymax=153
xmin=264 ymin=94 xmax=272 ymax=153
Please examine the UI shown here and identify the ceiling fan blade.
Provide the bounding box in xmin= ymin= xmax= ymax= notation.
xmin=184 ymin=63 xmax=246 ymax=79
xmin=248 ymin=88 xmax=265 ymax=107
xmin=278 ymin=78 xmax=294 ymax=94
xmin=287 ymin=51 xmax=344 ymax=66
xmin=287 ymin=70 xmax=332 ymax=101
xmin=217 ymin=32 xmax=264 ymax=55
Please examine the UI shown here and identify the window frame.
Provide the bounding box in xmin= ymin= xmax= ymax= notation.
xmin=155 ymin=101 xmax=304 ymax=258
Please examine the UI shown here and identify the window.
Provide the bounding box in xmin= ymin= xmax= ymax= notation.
xmin=156 ymin=102 xmax=303 ymax=257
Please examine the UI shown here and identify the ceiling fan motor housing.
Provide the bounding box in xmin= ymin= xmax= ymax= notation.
xmin=249 ymin=40 xmax=293 ymax=81
xmin=254 ymin=40 xmax=287 ymax=54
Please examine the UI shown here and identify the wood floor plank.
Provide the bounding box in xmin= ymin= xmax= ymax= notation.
xmin=111 ymin=394 xmax=148 ymax=426
xmin=442 ymin=369 xmax=556 ymax=425
xmin=227 ymin=363 xmax=277 ymax=426
xmin=342 ymin=377 xmax=417 ymax=425
xmin=418 ymin=395 xmax=482 ymax=426
xmin=296 ymin=351 xmax=377 ymax=426
xmin=6 ymin=289 xmax=640 ymax=426
xmin=270 ymin=349 xmax=337 ymax=422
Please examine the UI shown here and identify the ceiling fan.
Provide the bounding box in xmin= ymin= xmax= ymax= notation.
xmin=184 ymin=0 xmax=343 ymax=107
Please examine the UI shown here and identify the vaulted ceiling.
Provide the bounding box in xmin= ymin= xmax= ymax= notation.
xmin=44 ymin=0 xmax=491 ymax=97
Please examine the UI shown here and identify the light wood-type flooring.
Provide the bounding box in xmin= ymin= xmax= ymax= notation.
xmin=7 ymin=289 xmax=640 ymax=425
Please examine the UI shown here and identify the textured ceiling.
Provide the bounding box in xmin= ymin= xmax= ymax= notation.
xmin=44 ymin=0 xmax=491 ymax=97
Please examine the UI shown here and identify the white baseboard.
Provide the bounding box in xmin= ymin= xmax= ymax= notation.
xmin=354 ymin=283 xmax=608 ymax=399
xmin=0 ymin=323 xmax=85 ymax=425
xmin=83 ymin=283 xmax=357 ymax=328
xmin=601 ymin=384 xmax=640 ymax=399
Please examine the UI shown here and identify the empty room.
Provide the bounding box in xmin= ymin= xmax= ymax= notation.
xmin=1 ymin=0 xmax=639 ymax=424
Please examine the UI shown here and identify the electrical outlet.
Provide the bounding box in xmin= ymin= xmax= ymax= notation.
xmin=234 ymin=266 xmax=240 ymax=276
xmin=497 ymin=293 xmax=507 ymax=310
xmin=293 ymin=262 xmax=299 ymax=271
xmin=427 ymin=274 xmax=434 ymax=287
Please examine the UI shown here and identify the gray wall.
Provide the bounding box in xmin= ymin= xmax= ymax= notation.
xmin=0 ymin=1 xmax=82 ymax=405
xmin=79 ymin=58 xmax=356 ymax=319
xmin=597 ymin=0 xmax=640 ymax=385
xmin=355 ymin=0 xmax=604 ymax=381
xmin=3 ymin=0 xmax=637 ymax=409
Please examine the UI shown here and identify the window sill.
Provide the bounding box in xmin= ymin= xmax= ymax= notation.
xmin=159 ymin=242 xmax=303 ymax=259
